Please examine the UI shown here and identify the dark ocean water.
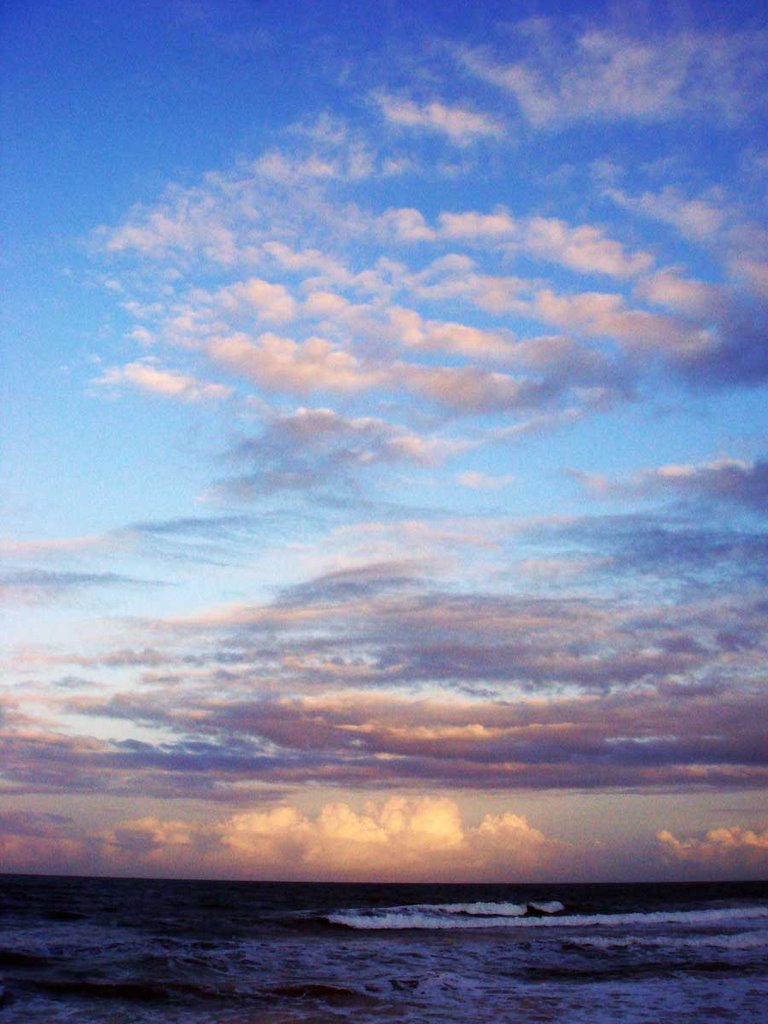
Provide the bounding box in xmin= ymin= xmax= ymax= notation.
xmin=0 ymin=874 xmax=766 ymax=1022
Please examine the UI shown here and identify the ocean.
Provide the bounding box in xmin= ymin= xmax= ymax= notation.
xmin=0 ymin=874 xmax=765 ymax=1022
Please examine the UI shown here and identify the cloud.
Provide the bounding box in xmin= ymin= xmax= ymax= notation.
xmin=205 ymin=277 xmax=297 ymax=324
xmin=634 ymin=268 xmax=725 ymax=317
xmin=0 ymin=797 xmax=565 ymax=881
xmin=281 ymin=559 xmax=433 ymax=604
xmin=523 ymin=217 xmax=653 ymax=278
xmin=91 ymin=360 xmax=232 ymax=402
xmin=220 ymin=796 xmax=560 ymax=881
xmin=216 ymin=406 xmax=461 ymax=497
xmin=65 ymin=674 xmax=768 ymax=795
xmin=252 ymin=139 xmax=379 ymax=185
xmin=393 ymin=207 xmax=653 ymax=280
xmin=0 ymin=811 xmax=88 ymax=875
xmin=730 ymin=256 xmax=768 ymax=298
xmin=528 ymin=288 xmax=709 ymax=358
xmin=264 ymin=241 xmax=351 ymax=282
xmin=206 ymin=333 xmax=386 ymax=394
xmin=378 ymin=207 xmax=437 ymax=242
xmin=0 ymin=568 xmax=155 ymax=603
xmin=375 ymin=94 xmax=504 ymax=145
xmin=437 ymin=208 xmax=517 ymax=239
xmin=457 ymin=471 xmax=514 ymax=490
xmin=537 ymin=513 xmax=768 ymax=589
xmin=100 ymin=186 xmax=240 ymax=263
xmin=577 ymin=457 xmax=768 ymax=515
xmin=658 ymin=825 xmax=768 ymax=870
xmin=605 ymin=187 xmax=724 ymax=242
xmin=401 ymin=364 xmax=553 ymax=413
xmin=398 ymin=315 xmax=518 ymax=363
xmin=459 ymin=24 xmax=768 ymax=128
xmin=0 ymin=534 xmax=117 ymax=559
xmin=0 ymin=516 xmax=265 ymax=589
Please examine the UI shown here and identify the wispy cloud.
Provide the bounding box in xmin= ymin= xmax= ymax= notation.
xmin=0 ymin=569 xmax=158 ymax=603
xmin=375 ymin=94 xmax=504 ymax=145
xmin=459 ymin=24 xmax=768 ymax=128
xmin=215 ymin=407 xmax=463 ymax=498
xmin=575 ymin=457 xmax=768 ymax=515
xmin=605 ymin=186 xmax=725 ymax=242
xmin=91 ymin=359 xmax=232 ymax=402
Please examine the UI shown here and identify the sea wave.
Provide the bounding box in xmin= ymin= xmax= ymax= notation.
xmin=563 ymin=929 xmax=768 ymax=951
xmin=326 ymin=903 xmax=768 ymax=931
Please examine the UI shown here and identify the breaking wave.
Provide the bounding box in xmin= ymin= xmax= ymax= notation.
xmin=326 ymin=902 xmax=768 ymax=931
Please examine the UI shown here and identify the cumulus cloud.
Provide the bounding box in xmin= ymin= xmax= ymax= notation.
xmin=657 ymin=825 xmax=768 ymax=870
xmin=0 ymin=798 xmax=566 ymax=881
xmin=263 ymin=241 xmax=351 ymax=282
xmin=523 ymin=217 xmax=653 ymax=278
xmin=205 ymin=277 xmax=298 ymax=324
xmin=221 ymin=796 xmax=560 ymax=880
xmin=437 ymin=208 xmax=517 ymax=239
xmin=206 ymin=333 xmax=386 ymax=394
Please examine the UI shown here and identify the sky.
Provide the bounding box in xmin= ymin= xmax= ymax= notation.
xmin=1 ymin=0 xmax=767 ymax=883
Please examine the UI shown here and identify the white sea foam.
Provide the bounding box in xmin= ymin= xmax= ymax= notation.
xmin=404 ymin=901 xmax=529 ymax=916
xmin=328 ymin=903 xmax=768 ymax=931
xmin=566 ymin=929 xmax=768 ymax=951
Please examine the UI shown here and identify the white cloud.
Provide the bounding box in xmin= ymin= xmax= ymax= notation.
xmin=606 ymin=187 xmax=724 ymax=242
xmin=529 ymin=288 xmax=710 ymax=357
xmin=457 ymin=471 xmax=514 ymax=490
xmin=263 ymin=241 xmax=352 ymax=282
xmin=375 ymin=94 xmax=504 ymax=146
xmin=523 ymin=217 xmax=653 ymax=278
xmin=101 ymin=195 xmax=239 ymax=264
xmin=379 ymin=207 xmax=436 ymax=242
xmin=91 ymin=360 xmax=232 ymax=402
xmin=206 ymin=277 xmax=297 ymax=324
xmin=206 ymin=332 xmax=387 ymax=394
xmin=394 ymin=207 xmax=653 ymax=280
xmin=438 ymin=208 xmax=517 ymax=239
xmin=460 ymin=26 xmax=767 ymax=128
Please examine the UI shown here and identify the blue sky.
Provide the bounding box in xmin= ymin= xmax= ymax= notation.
xmin=1 ymin=0 xmax=767 ymax=881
